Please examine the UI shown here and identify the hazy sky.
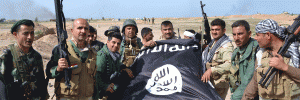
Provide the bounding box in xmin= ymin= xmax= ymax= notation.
xmin=1 ymin=0 xmax=299 ymax=20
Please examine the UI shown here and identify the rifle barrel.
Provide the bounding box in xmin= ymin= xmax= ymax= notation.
xmin=265 ymin=70 xmax=277 ymax=88
xmin=258 ymin=67 xmax=272 ymax=84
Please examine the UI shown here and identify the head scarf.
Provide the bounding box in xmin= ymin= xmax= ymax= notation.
xmin=255 ymin=19 xmax=286 ymax=39
xmin=183 ymin=31 xmax=196 ymax=38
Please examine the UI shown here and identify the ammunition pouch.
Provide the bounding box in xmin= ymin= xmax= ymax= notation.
xmin=123 ymin=44 xmax=140 ymax=67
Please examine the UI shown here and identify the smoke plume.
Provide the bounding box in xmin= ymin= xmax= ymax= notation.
xmin=0 ymin=0 xmax=55 ymax=21
xmin=224 ymin=0 xmax=253 ymax=16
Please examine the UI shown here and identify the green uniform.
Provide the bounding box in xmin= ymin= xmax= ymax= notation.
xmin=229 ymin=38 xmax=258 ymax=100
xmin=0 ymin=43 xmax=48 ymax=100
xmin=46 ymin=40 xmax=97 ymax=99
xmin=95 ymin=45 xmax=123 ymax=99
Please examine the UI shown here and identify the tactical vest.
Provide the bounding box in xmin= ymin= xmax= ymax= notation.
xmin=8 ymin=44 xmax=41 ymax=99
xmin=121 ymin=38 xmax=141 ymax=67
xmin=256 ymin=49 xmax=300 ymax=99
xmin=55 ymin=41 xmax=97 ymax=98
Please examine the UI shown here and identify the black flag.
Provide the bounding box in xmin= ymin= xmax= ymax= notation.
xmin=122 ymin=39 xmax=222 ymax=100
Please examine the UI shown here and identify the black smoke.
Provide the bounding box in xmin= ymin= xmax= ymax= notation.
xmin=0 ymin=0 xmax=55 ymax=21
xmin=224 ymin=0 xmax=253 ymax=16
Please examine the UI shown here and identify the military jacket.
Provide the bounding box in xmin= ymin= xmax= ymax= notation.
xmin=205 ymin=41 xmax=234 ymax=88
xmin=46 ymin=40 xmax=97 ymax=98
xmin=229 ymin=38 xmax=258 ymax=100
xmin=95 ymin=45 xmax=123 ymax=99
xmin=119 ymin=37 xmax=143 ymax=67
xmin=91 ymin=40 xmax=104 ymax=52
xmin=0 ymin=43 xmax=47 ymax=100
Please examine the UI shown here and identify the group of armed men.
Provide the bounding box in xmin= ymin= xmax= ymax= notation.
xmin=0 ymin=17 xmax=299 ymax=100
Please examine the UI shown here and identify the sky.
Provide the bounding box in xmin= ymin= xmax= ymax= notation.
xmin=0 ymin=0 xmax=299 ymax=20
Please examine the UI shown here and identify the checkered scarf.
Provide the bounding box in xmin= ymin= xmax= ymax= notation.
xmin=202 ymin=35 xmax=231 ymax=71
xmin=255 ymin=19 xmax=287 ymax=39
xmin=256 ymin=19 xmax=299 ymax=68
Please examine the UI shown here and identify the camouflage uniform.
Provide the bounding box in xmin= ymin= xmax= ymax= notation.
xmin=0 ymin=43 xmax=48 ymax=100
xmin=202 ymin=35 xmax=234 ymax=99
xmin=46 ymin=40 xmax=97 ymax=99
xmin=209 ymin=42 xmax=234 ymax=99
xmin=229 ymin=38 xmax=258 ymax=100
xmin=242 ymin=48 xmax=300 ymax=100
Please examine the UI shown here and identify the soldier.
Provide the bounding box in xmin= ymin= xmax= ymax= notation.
xmin=201 ymin=18 xmax=234 ymax=99
xmin=104 ymin=26 xmax=120 ymax=37
xmin=152 ymin=17 xmax=155 ymax=25
xmin=86 ymin=26 xmax=104 ymax=52
xmin=183 ymin=29 xmax=196 ymax=39
xmin=0 ymin=19 xmax=48 ymax=99
xmin=229 ymin=20 xmax=259 ymax=100
xmin=158 ymin=20 xmax=179 ymax=40
xmin=141 ymin=27 xmax=156 ymax=48
xmin=46 ymin=18 xmax=97 ymax=99
xmin=119 ymin=19 xmax=143 ymax=67
xmin=242 ymin=19 xmax=300 ymax=100
xmin=95 ymin=32 xmax=134 ymax=100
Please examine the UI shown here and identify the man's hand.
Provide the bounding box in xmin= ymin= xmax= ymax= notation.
xmin=57 ymin=58 xmax=69 ymax=72
xmin=122 ymin=68 xmax=134 ymax=78
xmin=201 ymin=68 xmax=212 ymax=83
xmin=145 ymin=40 xmax=156 ymax=47
xmin=106 ymin=83 xmax=115 ymax=93
xmin=269 ymin=53 xmax=289 ymax=71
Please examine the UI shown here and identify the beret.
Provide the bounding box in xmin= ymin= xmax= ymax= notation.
xmin=11 ymin=19 xmax=34 ymax=34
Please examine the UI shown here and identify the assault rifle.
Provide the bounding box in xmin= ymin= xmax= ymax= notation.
xmin=259 ymin=15 xmax=300 ymax=88
xmin=54 ymin=0 xmax=72 ymax=89
xmin=200 ymin=1 xmax=211 ymax=47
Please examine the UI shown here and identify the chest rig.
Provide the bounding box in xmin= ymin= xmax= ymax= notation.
xmin=9 ymin=44 xmax=39 ymax=99
xmin=122 ymin=38 xmax=140 ymax=67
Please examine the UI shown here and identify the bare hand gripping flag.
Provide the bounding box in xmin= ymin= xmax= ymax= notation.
xmin=122 ymin=39 xmax=222 ymax=100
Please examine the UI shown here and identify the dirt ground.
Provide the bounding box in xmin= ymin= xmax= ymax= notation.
xmin=0 ymin=14 xmax=298 ymax=100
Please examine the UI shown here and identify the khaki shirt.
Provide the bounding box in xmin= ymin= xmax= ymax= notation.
xmin=208 ymin=41 xmax=234 ymax=78
xmin=242 ymin=49 xmax=300 ymax=100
